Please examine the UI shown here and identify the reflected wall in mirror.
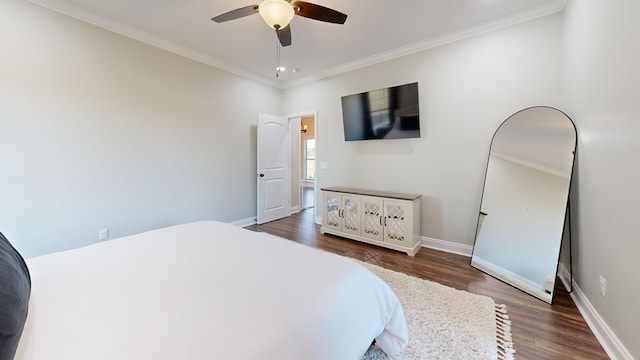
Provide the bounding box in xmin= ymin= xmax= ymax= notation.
xmin=471 ymin=106 xmax=576 ymax=303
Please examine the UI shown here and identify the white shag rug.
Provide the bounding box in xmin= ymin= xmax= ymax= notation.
xmin=360 ymin=262 xmax=515 ymax=360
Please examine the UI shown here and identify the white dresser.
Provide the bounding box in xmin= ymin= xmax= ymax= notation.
xmin=320 ymin=187 xmax=421 ymax=256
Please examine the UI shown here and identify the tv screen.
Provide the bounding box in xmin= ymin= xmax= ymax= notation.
xmin=341 ymin=82 xmax=420 ymax=141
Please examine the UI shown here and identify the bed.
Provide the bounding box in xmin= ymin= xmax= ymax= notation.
xmin=2 ymin=221 xmax=408 ymax=360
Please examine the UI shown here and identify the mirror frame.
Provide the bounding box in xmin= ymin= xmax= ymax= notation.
xmin=471 ymin=106 xmax=577 ymax=303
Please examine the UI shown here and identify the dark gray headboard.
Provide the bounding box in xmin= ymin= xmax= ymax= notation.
xmin=0 ymin=232 xmax=31 ymax=360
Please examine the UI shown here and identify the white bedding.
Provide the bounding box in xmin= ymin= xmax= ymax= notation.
xmin=15 ymin=221 xmax=408 ymax=360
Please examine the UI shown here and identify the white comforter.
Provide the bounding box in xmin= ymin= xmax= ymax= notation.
xmin=15 ymin=221 xmax=408 ymax=360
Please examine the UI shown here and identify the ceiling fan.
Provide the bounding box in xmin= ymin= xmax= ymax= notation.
xmin=211 ymin=0 xmax=348 ymax=47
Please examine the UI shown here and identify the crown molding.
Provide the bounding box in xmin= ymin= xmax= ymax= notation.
xmin=27 ymin=0 xmax=282 ymax=88
xmin=28 ymin=0 xmax=566 ymax=90
xmin=282 ymin=0 xmax=567 ymax=88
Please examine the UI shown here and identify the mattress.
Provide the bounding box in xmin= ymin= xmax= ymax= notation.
xmin=15 ymin=221 xmax=407 ymax=359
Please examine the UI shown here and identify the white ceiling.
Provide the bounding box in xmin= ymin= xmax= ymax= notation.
xmin=29 ymin=0 xmax=565 ymax=88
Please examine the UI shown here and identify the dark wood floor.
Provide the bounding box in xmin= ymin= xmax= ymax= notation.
xmin=245 ymin=208 xmax=609 ymax=360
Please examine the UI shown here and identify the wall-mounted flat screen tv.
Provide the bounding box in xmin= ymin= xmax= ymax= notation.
xmin=341 ymin=82 xmax=420 ymax=141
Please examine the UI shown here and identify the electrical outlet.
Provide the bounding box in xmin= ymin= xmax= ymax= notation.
xmin=599 ymin=276 xmax=606 ymax=297
xmin=98 ymin=228 xmax=110 ymax=241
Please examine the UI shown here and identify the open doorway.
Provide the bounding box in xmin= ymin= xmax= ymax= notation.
xmin=300 ymin=116 xmax=316 ymax=210
xmin=288 ymin=112 xmax=317 ymax=215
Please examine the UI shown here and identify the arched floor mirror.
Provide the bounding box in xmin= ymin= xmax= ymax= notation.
xmin=471 ymin=106 xmax=576 ymax=303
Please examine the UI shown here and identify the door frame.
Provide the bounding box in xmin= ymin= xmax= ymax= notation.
xmin=287 ymin=110 xmax=318 ymax=219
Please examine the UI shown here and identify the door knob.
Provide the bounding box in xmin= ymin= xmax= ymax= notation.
xmin=259 ymin=173 xmax=265 ymax=177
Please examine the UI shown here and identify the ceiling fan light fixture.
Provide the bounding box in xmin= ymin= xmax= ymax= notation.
xmin=258 ymin=0 xmax=295 ymax=29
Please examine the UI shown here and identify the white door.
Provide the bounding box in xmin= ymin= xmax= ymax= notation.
xmin=257 ymin=113 xmax=290 ymax=224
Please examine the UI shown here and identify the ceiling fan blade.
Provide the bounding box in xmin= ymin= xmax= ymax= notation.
xmin=211 ymin=5 xmax=258 ymax=23
xmin=276 ymin=25 xmax=292 ymax=47
xmin=292 ymin=1 xmax=347 ymax=24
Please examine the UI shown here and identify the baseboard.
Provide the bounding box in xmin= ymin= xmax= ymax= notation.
xmin=420 ymin=236 xmax=473 ymax=257
xmin=290 ymin=205 xmax=301 ymax=214
xmin=230 ymin=217 xmax=256 ymax=228
xmin=231 ymin=216 xmax=631 ymax=359
xmin=419 ymin=241 xmax=633 ymax=359
xmin=557 ymin=265 xmax=634 ymax=360
xmin=473 ymin=256 xmax=551 ymax=302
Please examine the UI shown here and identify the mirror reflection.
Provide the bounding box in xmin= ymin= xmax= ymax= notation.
xmin=471 ymin=106 xmax=576 ymax=303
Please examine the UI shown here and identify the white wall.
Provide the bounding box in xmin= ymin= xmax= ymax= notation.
xmin=3 ymin=0 xmax=638 ymax=357
xmin=562 ymin=0 xmax=640 ymax=358
xmin=283 ymin=14 xmax=565 ymax=246
xmin=0 ymin=0 xmax=282 ymax=258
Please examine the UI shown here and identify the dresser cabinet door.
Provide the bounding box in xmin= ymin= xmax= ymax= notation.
xmin=383 ymin=200 xmax=412 ymax=246
xmin=323 ymin=192 xmax=342 ymax=231
xmin=361 ymin=196 xmax=384 ymax=241
xmin=341 ymin=195 xmax=362 ymax=236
